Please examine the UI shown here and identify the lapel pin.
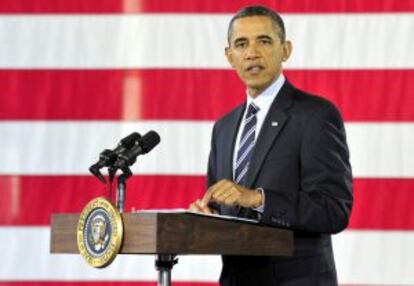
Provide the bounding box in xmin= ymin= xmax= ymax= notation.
xmin=271 ymin=121 xmax=279 ymax=127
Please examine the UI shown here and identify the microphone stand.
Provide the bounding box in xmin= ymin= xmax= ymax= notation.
xmin=107 ymin=167 xmax=116 ymax=202
xmin=115 ymin=166 xmax=132 ymax=213
xmin=155 ymin=255 xmax=178 ymax=286
xmin=91 ymin=143 xmax=176 ymax=286
xmin=114 ymin=164 xmax=179 ymax=286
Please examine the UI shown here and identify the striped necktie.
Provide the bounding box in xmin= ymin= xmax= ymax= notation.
xmin=234 ymin=103 xmax=259 ymax=186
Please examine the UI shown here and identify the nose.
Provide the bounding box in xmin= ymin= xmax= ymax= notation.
xmin=245 ymin=43 xmax=260 ymax=60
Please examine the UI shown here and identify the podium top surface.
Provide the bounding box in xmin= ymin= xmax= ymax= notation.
xmin=51 ymin=211 xmax=293 ymax=256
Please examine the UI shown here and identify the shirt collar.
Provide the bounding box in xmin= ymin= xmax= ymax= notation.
xmin=246 ymin=74 xmax=285 ymax=111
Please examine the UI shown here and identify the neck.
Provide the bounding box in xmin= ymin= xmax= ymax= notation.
xmin=248 ymin=87 xmax=265 ymax=98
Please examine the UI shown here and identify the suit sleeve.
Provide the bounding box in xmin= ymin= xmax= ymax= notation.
xmin=206 ymin=123 xmax=221 ymax=212
xmin=260 ymin=103 xmax=353 ymax=234
xmin=207 ymin=123 xmax=218 ymax=188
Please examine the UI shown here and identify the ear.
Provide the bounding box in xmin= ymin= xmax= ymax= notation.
xmin=281 ymin=40 xmax=293 ymax=62
xmin=225 ymin=47 xmax=235 ymax=68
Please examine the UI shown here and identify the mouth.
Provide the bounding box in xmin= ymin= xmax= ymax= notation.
xmin=245 ymin=64 xmax=265 ymax=74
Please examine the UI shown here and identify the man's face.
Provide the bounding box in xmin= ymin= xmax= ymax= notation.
xmin=225 ymin=16 xmax=292 ymax=96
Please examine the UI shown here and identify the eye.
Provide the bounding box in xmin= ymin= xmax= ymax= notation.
xmin=259 ymin=39 xmax=272 ymax=45
xmin=234 ymin=41 xmax=247 ymax=49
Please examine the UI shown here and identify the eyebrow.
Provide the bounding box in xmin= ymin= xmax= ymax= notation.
xmin=257 ymin=35 xmax=273 ymax=41
xmin=233 ymin=34 xmax=273 ymax=45
xmin=233 ymin=37 xmax=247 ymax=45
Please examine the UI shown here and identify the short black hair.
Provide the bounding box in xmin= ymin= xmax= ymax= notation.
xmin=227 ymin=5 xmax=286 ymax=45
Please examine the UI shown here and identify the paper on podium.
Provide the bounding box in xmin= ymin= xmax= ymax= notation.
xmin=138 ymin=208 xmax=258 ymax=224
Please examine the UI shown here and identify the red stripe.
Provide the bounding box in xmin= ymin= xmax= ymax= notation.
xmin=1 ymin=175 xmax=413 ymax=230
xmin=1 ymin=0 xmax=414 ymax=13
xmin=349 ymin=178 xmax=414 ymax=231
xmin=1 ymin=69 xmax=413 ymax=122
xmin=0 ymin=70 xmax=124 ymax=120
xmin=0 ymin=175 xmax=206 ymax=226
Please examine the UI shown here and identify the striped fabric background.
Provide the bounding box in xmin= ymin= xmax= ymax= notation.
xmin=0 ymin=0 xmax=413 ymax=285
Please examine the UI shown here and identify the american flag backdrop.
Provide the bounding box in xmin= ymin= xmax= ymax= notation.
xmin=0 ymin=0 xmax=414 ymax=285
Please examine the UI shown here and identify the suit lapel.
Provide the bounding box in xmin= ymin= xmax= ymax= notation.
xmin=221 ymin=104 xmax=246 ymax=181
xmin=219 ymin=104 xmax=245 ymax=216
xmin=245 ymin=80 xmax=295 ymax=188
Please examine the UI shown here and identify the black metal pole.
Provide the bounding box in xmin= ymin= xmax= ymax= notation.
xmin=155 ymin=255 xmax=178 ymax=286
xmin=116 ymin=173 xmax=127 ymax=212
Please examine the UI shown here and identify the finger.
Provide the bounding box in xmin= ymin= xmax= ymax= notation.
xmin=212 ymin=183 xmax=235 ymax=200
xmin=202 ymin=179 xmax=235 ymax=206
xmin=212 ymin=191 xmax=233 ymax=204
xmin=200 ymin=204 xmax=212 ymax=214
xmin=202 ymin=181 xmax=226 ymax=206
xmin=194 ymin=199 xmax=213 ymax=214
xmin=189 ymin=200 xmax=203 ymax=212
xmin=201 ymin=190 xmax=213 ymax=207
xmin=189 ymin=203 xmax=200 ymax=212
xmin=207 ymin=180 xmax=235 ymax=203
xmin=224 ymin=193 xmax=238 ymax=206
xmin=192 ymin=199 xmax=212 ymax=214
xmin=206 ymin=179 xmax=232 ymax=196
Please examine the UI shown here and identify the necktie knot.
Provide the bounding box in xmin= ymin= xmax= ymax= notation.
xmin=247 ymin=103 xmax=259 ymax=116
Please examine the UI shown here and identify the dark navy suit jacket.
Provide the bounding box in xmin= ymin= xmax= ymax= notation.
xmin=207 ymin=80 xmax=353 ymax=286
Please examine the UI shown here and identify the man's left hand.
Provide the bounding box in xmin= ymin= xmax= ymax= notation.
xmin=201 ymin=179 xmax=263 ymax=208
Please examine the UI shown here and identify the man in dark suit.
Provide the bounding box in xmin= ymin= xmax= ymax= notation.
xmin=190 ymin=5 xmax=353 ymax=286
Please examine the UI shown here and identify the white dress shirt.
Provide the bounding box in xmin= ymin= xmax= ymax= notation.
xmin=232 ymin=74 xmax=286 ymax=212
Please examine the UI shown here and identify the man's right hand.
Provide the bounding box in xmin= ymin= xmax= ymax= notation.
xmin=189 ymin=199 xmax=217 ymax=214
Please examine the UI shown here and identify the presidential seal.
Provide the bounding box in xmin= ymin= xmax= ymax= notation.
xmin=77 ymin=197 xmax=123 ymax=268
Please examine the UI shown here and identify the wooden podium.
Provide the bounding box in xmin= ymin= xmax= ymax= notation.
xmin=51 ymin=211 xmax=293 ymax=285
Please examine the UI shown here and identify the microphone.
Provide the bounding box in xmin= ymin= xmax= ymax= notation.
xmin=89 ymin=132 xmax=141 ymax=182
xmin=114 ymin=130 xmax=161 ymax=170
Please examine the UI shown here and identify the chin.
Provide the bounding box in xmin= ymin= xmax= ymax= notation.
xmin=246 ymin=81 xmax=269 ymax=92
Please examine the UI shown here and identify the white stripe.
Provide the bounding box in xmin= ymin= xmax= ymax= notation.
xmin=0 ymin=121 xmax=213 ymax=176
xmin=333 ymin=230 xmax=414 ymax=284
xmin=236 ymin=126 xmax=256 ymax=160
xmin=243 ymin=113 xmax=255 ymax=126
xmin=0 ymin=227 xmax=413 ymax=284
xmin=235 ymin=140 xmax=255 ymax=169
xmin=1 ymin=121 xmax=414 ymax=177
xmin=0 ymin=226 xmax=220 ymax=281
xmin=235 ymin=164 xmax=249 ymax=183
xmin=345 ymin=123 xmax=414 ymax=178
xmin=0 ymin=14 xmax=413 ymax=69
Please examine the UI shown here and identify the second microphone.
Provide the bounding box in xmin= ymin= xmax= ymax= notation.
xmin=114 ymin=130 xmax=161 ymax=171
